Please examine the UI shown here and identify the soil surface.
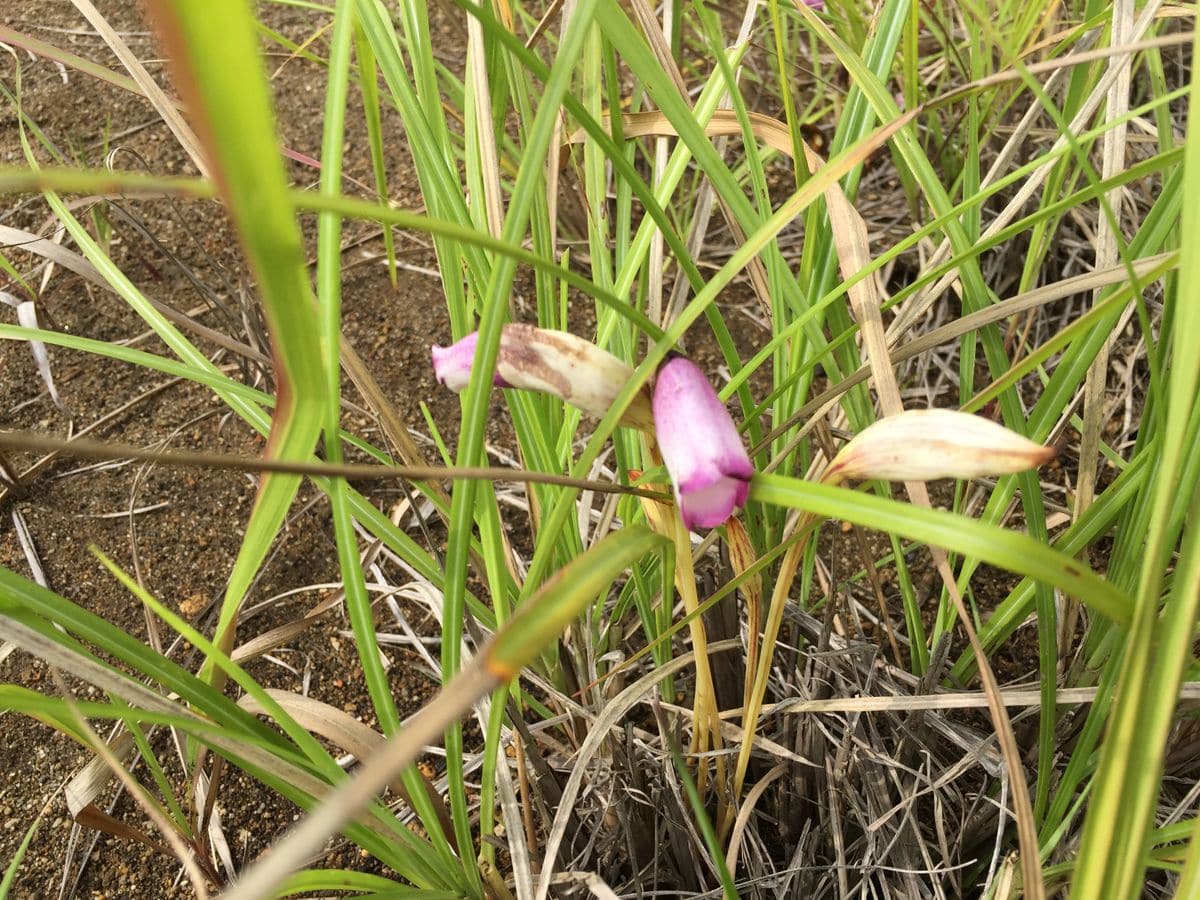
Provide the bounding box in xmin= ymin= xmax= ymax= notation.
xmin=0 ymin=3 xmax=465 ymax=895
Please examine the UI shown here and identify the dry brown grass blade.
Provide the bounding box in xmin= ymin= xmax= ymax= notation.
xmin=466 ymin=12 xmax=504 ymax=239
xmin=636 ymin=455 xmax=727 ymax=804
xmin=337 ymin=337 xmax=458 ymax=513
xmin=724 ymin=129 xmax=935 ymax=835
xmin=747 ymin=681 xmax=1200 ymax=716
xmin=1070 ymin=0 xmax=1138 ymax=662
xmin=0 ymin=224 xmax=105 ymax=285
xmin=565 ymin=108 xmax=795 ymax=158
xmin=18 ymin=194 xmax=413 ymax=470
xmin=563 ymin=6 xmax=780 ymax=321
xmin=0 ymin=451 xmax=28 ymax=499
xmin=0 ymin=613 xmax=380 ymax=835
xmin=0 ymin=430 xmax=670 ymax=500
xmin=703 ymin=471 xmax=822 ymax=827
xmin=53 ymin=672 xmax=214 ymax=897
xmin=628 ymin=0 xmax=682 ymax=325
xmin=0 ymin=222 xmax=271 ymax=365
xmin=0 ymin=294 xmax=66 ymax=415
xmin=0 ymin=377 xmax=180 ymax=510
xmin=230 ymin=592 xmax=342 ymax=664
xmin=657 ymin=700 xmax=813 ymax=765
xmin=628 ymin=0 xmax=686 ymax=96
xmin=3 ymin=612 xmax=459 ymax=894
xmin=813 ymin=133 xmax=1046 ymax=898
xmin=730 ymin=517 xmax=820 ymax=816
xmin=237 ymin=689 xmax=456 ymax=848
xmin=724 ymin=763 xmax=786 ymax=875
xmin=68 ymin=0 xmax=210 ymax=179
xmin=71 ymin=804 xmax=178 ymax=865
xmin=533 ymin=640 xmax=741 ymax=900
xmin=886 ymin=3 xmax=1171 ymax=338
xmin=344 ymin=316 xmax=493 ymax=593
xmin=524 ymin=0 xmax=564 ymax=49
xmin=10 ymin=507 xmax=46 ymax=586
xmin=566 ymin=28 xmax=1193 ymax=176
xmin=942 ymin=29 xmax=1187 ymax=97
xmin=563 ymin=102 xmax=916 ymax=332
xmin=63 ymin=733 xmax=136 ymax=824
xmin=804 ymin=141 xmax=903 ymax=666
xmin=496 ymin=731 xmax=535 ymax=899
xmin=0 ymin=22 xmax=161 ymax=100
xmin=268 ymin=19 xmax=333 ymax=81
xmin=724 ymin=517 xmax=762 ymax=726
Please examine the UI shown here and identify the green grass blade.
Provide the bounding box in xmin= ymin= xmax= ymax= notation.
xmin=145 ymin=0 xmax=327 ymax=667
xmin=279 ymin=870 xmax=459 ymax=898
xmin=1069 ymin=24 xmax=1200 ymax=890
xmin=441 ymin=0 xmax=602 ymax=864
xmin=750 ymin=474 xmax=1131 ymax=625
xmin=0 ymin=816 xmax=38 ymax=899
xmin=353 ymin=29 xmax=398 ymax=287
xmin=313 ymin=5 xmax=460 ymax=865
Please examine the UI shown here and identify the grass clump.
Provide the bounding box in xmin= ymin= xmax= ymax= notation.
xmin=0 ymin=0 xmax=1196 ymax=897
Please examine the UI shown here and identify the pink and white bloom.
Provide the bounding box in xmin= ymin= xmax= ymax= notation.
xmin=652 ymin=356 xmax=754 ymax=530
xmin=431 ymin=324 xmax=654 ymax=430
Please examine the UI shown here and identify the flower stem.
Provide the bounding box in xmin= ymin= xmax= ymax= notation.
xmin=730 ymin=508 xmax=823 ymax=814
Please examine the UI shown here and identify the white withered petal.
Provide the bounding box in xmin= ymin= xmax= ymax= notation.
xmin=826 ymin=409 xmax=1056 ymax=483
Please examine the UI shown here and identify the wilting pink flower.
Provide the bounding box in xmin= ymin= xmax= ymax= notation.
xmin=652 ymin=356 xmax=754 ymax=530
xmin=804 ymin=0 xmax=824 ymax=7
xmin=431 ymin=324 xmax=654 ymax=430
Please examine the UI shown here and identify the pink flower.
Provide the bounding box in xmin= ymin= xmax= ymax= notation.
xmin=652 ymin=356 xmax=753 ymax=530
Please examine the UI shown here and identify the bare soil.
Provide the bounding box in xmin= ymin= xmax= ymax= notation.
xmin=0 ymin=3 xmax=461 ymax=895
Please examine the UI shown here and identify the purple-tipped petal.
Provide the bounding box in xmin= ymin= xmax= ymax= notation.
xmin=431 ymin=332 xmax=477 ymax=391
xmin=431 ymin=331 xmax=510 ymax=390
xmin=675 ymin=478 xmax=748 ymax=530
xmin=652 ymin=356 xmax=754 ymax=530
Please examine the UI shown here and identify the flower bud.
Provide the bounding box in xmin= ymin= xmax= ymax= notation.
xmin=652 ymin=356 xmax=754 ymax=530
xmin=431 ymin=324 xmax=653 ymax=430
xmin=826 ymin=409 xmax=1056 ymax=483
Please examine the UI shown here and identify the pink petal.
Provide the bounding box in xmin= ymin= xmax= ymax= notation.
xmin=677 ymin=477 xmax=750 ymax=530
xmin=652 ymin=356 xmax=753 ymax=530
xmin=431 ymin=332 xmax=509 ymax=390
